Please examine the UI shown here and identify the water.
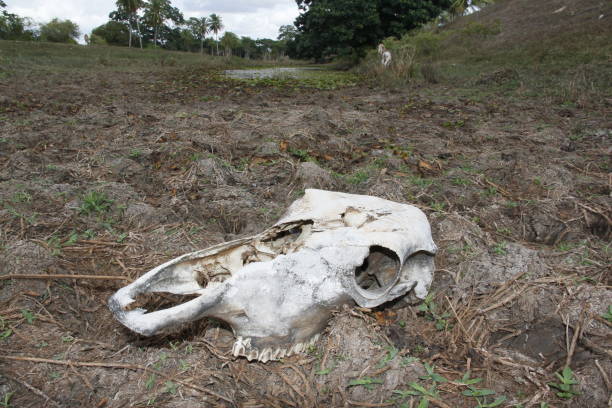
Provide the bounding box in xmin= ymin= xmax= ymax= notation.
xmin=224 ymin=67 xmax=323 ymax=80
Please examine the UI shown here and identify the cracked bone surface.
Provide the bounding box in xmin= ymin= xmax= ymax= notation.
xmin=108 ymin=189 xmax=437 ymax=362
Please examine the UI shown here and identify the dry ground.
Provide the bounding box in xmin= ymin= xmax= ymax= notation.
xmin=0 ymin=24 xmax=611 ymax=408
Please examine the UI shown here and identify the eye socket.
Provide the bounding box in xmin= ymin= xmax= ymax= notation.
xmin=354 ymin=246 xmax=400 ymax=293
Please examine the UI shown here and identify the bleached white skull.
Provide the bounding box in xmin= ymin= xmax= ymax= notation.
xmin=109 ymin=189 xmax=436 ymax=362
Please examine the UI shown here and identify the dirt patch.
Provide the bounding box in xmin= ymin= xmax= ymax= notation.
xmin=0 ymin=41 xmax=610 ymax=408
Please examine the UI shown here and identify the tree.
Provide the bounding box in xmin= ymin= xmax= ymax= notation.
xmin=92 ymin=21 xmax=130 ymax=46
xmin=143 ymin=0 xmax=183 ymax=47
xmin=40 ymin=18 xmax=80 ymax=43
xmin=277 ymin=25 xmax=297 ymax=42
xmin=208 ymin=13 xmax=223 ymax=55
xmin=240 ymin=36 xmax=257 ymax=59
xmin=187 ymin=16 xmax=209 ymax=54
xmin=112 ymin=0 xmax=144 ymax=48
xmin=219 ymin=31 xmax=240 ymax=56
xmin=291 ymin=0 xmax=451 ymax=61
xmin=0 ymin=2 xmax=37 ymax=41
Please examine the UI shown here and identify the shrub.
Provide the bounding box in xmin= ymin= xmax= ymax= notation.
xmin=40 ymin=18 xmax=80 ymax=43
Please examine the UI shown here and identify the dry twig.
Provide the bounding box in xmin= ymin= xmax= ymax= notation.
xmin=0 ymin=274 xmax=131 ymax=281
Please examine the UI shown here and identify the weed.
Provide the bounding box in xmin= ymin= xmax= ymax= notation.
xmin=0 ymin=317 xmax=12 ymax=339
xmin=548 ymin=367 xmax=580 ymax=399
xmin=452 ymin=177 xmax=471 ymax=186
xmin=79 ymin=191 xmax=113 ymax=215
xmin=129 ymin=149 xmax=142 ymax=159
xmin=409 ymin=176 xmax=433 ymax=188
xmin=145 ymin=374 xmax=156 ymax=390
xmin=288 ymin=147 xmax=312 ymax=162
xmin=0 ymin=391 xmax=13 ymax=407
xmin=419 ymin=363 xmax=447 ymax=383
xmin=11 ymin=191 xmax=31 ymax=203
xmin=347 ymin=377 xmax=383 ymax=390
xmin=179 ymin=360 xmax=190 ymax=371
xmin=315 ymin=363 xmax=336 ymax=375
xmin=20 ymin=309 xmax=35 ymax=324
xmin=346 ymin=170 xmax=370 ymax=185
xmin=463 ymin=386 xmax=496 ymax=397
xmin=474 ymin=396 xmax=507 ymax=407
xmin=401 ymin=356 xmax=419 ymax=366
xmin=492 ymin=241 xmax=507 ymax=256
xmin=455 ymin=371 xmax=483 ymax=386
xmin=163 ymin=381 xmax=177 ymax=394
xmin=430 ymin=202 xmax=446 ymax=212
xmin=602 ymin=305 xmax=612 ymax=323
xmin=418 ymin=293 xmax=452 ymax=330
xmin=556 ymin=241 xmax=575 ymax=252
xmin=377 ymin=345 xmax=399 ymax=368
xmin=394 ymin=382 xmax=440 ymax=408
xmin=61 ymin=335 xmax=75 ymax=343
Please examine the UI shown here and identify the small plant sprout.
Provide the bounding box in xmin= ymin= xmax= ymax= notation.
xmin=347 ymin=377 xmax=384 ymax=390
xmin=474 ymin=395 xmax=507 ymax=407
xmin=145 ymin=374 xmax=156 ymax=390
xmin=20 ymin=309 xmax=35 ymax=324
xmin=79 ymin=191 xmax=113 ymax=215
xmin=0 ymin=391 xmax=14 ymax=408
xmin=492 ymin=241 xmax=507 ymax=255
xmin=455 ymin=371 xmax=483 ymax=386
xmin=548 ymin=366 xmax=580 ymax=399
xmin=394 ymin=382 xmax=441 ymax=408
xmin=602 ymin=305 xmax=612 ymax=323
xmin=163 ymin=380 xmax=177 ymax=394
xmin=417 ymin=293 xmax=452 ymax=331
xmin=377 ymin=345 xmax=399 ymax=368
xmin=419 ymin=363 xmax=447 ymax=383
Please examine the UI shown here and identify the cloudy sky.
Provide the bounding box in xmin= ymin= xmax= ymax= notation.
xmin=5 ymin=0 xmax=300 ymax=42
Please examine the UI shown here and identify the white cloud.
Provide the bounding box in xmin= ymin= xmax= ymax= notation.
xmin=5 ymin=0 xmax=299 ymax=42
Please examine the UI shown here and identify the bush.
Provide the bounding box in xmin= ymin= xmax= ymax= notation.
xmin=89 ymin=34 xmax=107 ymax=46
xmin=92 ymin=21 xmax=129 ymax=46
xmin=40 ymin=18 xmax=79 ymax=43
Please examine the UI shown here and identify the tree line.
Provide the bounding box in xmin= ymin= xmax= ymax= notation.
xmin=0 ymin=0 xmax=296 ymax=60
xmin=1 ymin=0 xmax=491 ymax=62
xmin=284 ymin=0 xmax=493 ymax=61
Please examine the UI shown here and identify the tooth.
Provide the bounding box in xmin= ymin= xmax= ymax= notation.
xmin=247 ymin=349 xmax=258 ymax=361
xmin=277 ymin=348 xmax=286 ymax=359
xmin=259 ymin=348 xmax=271 ymax=363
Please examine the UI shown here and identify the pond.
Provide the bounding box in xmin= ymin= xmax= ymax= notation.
xmin=224 ymin=67 xmax=323 ymax=80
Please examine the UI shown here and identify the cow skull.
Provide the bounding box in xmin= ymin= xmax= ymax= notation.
xmin=109 ymin=189 xmax=436 ymax=362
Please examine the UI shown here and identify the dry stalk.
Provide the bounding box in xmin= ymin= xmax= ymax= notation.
xmin=3 ymin=372 xmax=61 ymax=407
xmin=0 ymin=274 xmax=131 ymax=281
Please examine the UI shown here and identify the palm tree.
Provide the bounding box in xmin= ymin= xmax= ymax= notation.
xmin=145 ymin=0 xmax=170 ymax=47
xmin=208 ymin=13 xmax=223 ymax=56
xmin=188 ymin=17 xmax=209 ymax=54
xmin=116 ymin=0 xmax=144 ymax=48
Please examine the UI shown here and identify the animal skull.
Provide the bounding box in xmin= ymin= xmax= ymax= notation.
xmin=109 ymin=189 xmax=437 ymax=362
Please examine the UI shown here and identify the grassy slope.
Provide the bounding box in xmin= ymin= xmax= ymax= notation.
xmin=369 ymin=0 xmax=612 ymax=106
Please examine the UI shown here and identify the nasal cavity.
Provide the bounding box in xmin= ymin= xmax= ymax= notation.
xmin=354 ymin=246 xmax=400 ymax=292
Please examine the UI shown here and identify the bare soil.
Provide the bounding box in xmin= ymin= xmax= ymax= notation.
xmin=0 ymin=45 xmax=610 ymax=407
